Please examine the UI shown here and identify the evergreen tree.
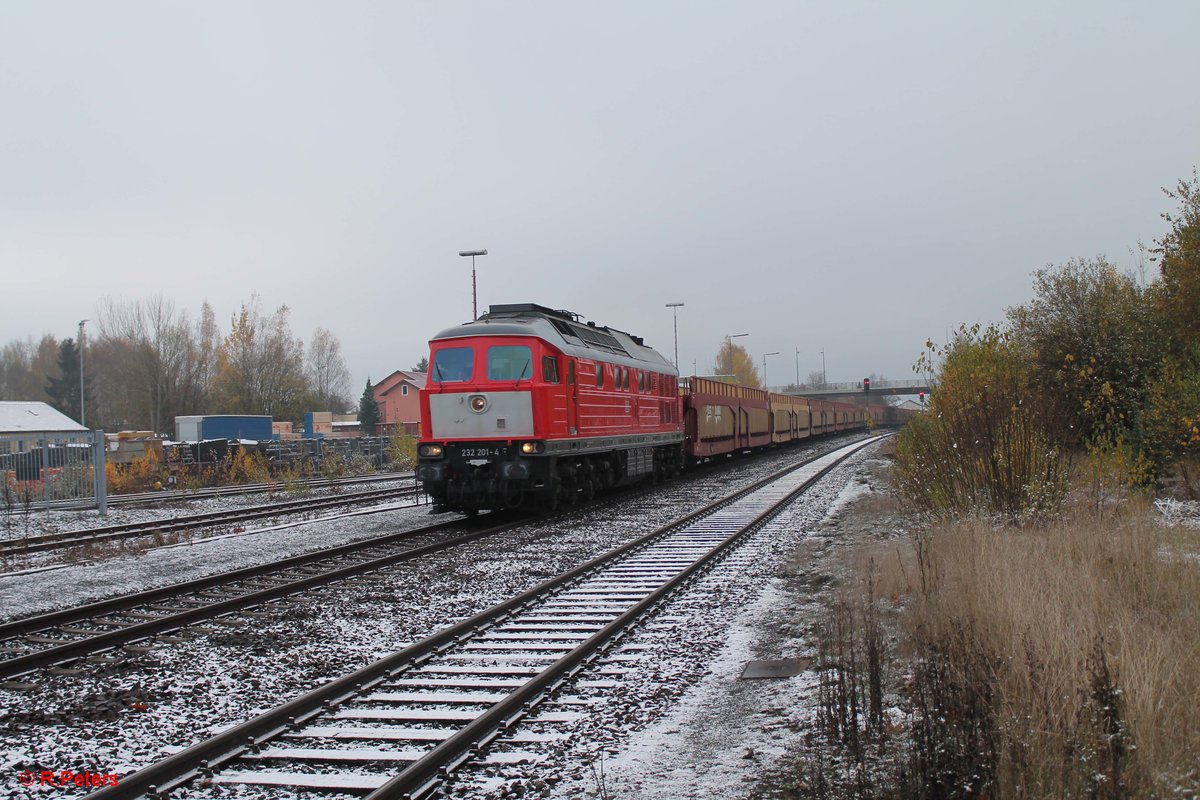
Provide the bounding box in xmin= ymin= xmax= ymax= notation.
xmin=358 ymin=378 xmax=381 ymax=435
xmin=413 ymin=356 xmax=429 ymax=372
xmin=45 ymin=338 xmax=91 ymax=423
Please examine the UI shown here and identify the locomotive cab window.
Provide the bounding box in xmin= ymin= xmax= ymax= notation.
xmin=486 ymin=345 xmax=533 ymax=381
xmin=596 ymin=364 xmax=604 ymax=388
xmin=542 ymin=356 xmax=561 ymax=384
xmin=430 ymin=347 xmax=474 ymax=383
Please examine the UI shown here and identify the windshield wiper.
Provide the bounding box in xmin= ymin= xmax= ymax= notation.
xmin=513 ymin=360 xmax=530 ymax=387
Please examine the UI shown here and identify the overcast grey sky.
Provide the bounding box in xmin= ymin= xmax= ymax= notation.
xmin=2 ymin=1 xmax=1197 ymax=392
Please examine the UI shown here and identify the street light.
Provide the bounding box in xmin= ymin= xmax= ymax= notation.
xmin=762 ymin=351 xmax=779 ymax=389
xmin=821 ymin=348 xmax=827 ymax=388
xmin=723 ymin=333 xmax=748 ymax=378
xmin=665 ymin=302 xmax=684 ymax=370
xmin=78 ymin=319 xmax=88 ymax=427
xmin=794 ymin=347 xmax=801 ymax=387
xmin=458 ymin=249 xmax=488 ymax=320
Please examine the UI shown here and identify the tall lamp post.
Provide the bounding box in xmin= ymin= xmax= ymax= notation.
xmin=458 ymin=249 xmax=488 ymax=320
xmin=723 ymin=333 xmax=748 ymax=378
xmin=794 ymin=347 xmax=801 ymax=387
xmin=821 ymin=348 xmax=827 ymax=388
xmin=78 ymin=319 xmax=88 ymax=427
xmin=762 ymin=351 xmax=779 ymax=389
xmin=665 ymin=302 xmax=684 ymax=370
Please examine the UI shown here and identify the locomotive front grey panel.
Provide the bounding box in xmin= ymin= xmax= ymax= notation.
xmin=429 ymin=391 xmax=535 ymax=439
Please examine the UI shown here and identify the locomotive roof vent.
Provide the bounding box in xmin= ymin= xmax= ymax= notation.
xmin=481 ymin=302 xmax=651 ymax=358
xmin=486 ymin=303 xmax=579 ymax=322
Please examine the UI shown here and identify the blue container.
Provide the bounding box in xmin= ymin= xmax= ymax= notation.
xmin=199 ymin=415 xmax=273 ymax=441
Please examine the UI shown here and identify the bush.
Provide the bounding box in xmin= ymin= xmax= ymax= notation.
xmin=386 ymin=434 xmax=418 ymax=469
xmin=1135 ymin=347 xmax=1200 ymax=493
xmin=219 ymin=448 xmax=271 ymax=485
xmin=106 ymin=452 xmax=163 ymax=494
xmin=893 ymin=324 xmax=1069 ymax=521
xmin=1008 ymin=258 xmax=1164 ymax=447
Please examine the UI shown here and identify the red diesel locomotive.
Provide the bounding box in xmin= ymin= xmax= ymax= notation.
xmin=416 ymin=304 xmax=685 ymax=512
xmin=416 ymin=303 xmax=905 ymax=513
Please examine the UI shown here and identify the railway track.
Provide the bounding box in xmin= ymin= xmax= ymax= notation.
xmin=106 ymin=472 xmax=415 ymax=507
xmin=0 ymin=514 xmax=524 ymax=681
xmin=0 ymin=485 xmax=424 ymax=556
xmin=82 ymin=435 xmax=881 ymax=800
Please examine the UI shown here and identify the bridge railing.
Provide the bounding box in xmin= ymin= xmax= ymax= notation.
xmin=768 ymin=379 xmax=929 ymax=392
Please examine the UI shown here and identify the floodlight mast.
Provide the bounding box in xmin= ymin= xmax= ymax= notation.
xmin=459 ymin=249 xmax=488 ymax=319
xmin=762 ymin=351 xmax=779 ymax=388
xmin=665 ymin=302 xmax=684 ymax=370
xmin=78 ymin=319 xmax=88 ymax=427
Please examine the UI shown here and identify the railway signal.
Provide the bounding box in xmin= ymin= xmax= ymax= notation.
xmin=863 ymin=377 xmax=870 ymax=393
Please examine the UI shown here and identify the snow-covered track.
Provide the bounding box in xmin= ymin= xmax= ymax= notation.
xmin=106 ymin=472 xmax=415 ymax=507
xmin=0 ymin=514 xmax=522 ymax=680
xmin=0 ymin=485 xmax=423 ymax=556
xmin=82 ymin=437 xmax=882 ymax=800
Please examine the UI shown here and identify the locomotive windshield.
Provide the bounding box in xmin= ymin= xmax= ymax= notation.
xmin=487 ymin=345 xmax=532 ymax=381
xmin=430 ymin=347 xmax=474 ymax=383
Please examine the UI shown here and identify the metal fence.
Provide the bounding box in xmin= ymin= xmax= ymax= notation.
xmin=0 ymin=430 xmax=108 ymax=515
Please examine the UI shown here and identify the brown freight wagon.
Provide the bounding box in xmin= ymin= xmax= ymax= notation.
xmin=683 ymin=376 xmax=772 ymax=459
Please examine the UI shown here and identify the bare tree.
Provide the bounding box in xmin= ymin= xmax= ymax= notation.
xmin=0 ymin=335 xmax=58 ymax=402
xmin=96 ymin=295 xmax=210 ymax=434
xmin=807 ymin=369 xmax=827 ymax=390
xmin=308 ymin=327 xmax=352 ymax=411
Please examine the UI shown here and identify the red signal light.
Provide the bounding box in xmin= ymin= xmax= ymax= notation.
xmin=863 ymin=378 xmax=871 ymax=393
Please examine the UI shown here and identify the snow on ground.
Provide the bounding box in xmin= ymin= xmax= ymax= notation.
xmin=573 ymin=581 xmax=816 ymax=799
xmin=819 ymin=474 xmax=874 ymax=524
xmin=0 ymin=492 xmax=436 ymax=621
xmin=439 ymin=442 xmax=887 ymax=800
xmin=0 ymin=436 xmax=874 ymax=800
xmin=0 ymin=476 xmax=420 ymax=545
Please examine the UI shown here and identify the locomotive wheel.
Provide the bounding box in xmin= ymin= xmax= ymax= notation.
xmin=540 ymin=481 xmax=560 ymax=514
xmin=502 ymin=483 xmax=524 ymax=509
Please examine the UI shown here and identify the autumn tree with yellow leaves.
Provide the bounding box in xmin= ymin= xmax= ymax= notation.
xmin=210 ymin=295 xmax=309 ymax=421
xmin=712 ymin=341 xmax=762 ymax=388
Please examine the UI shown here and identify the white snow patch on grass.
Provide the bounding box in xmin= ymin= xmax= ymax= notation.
xmin=821 ymin=476 xmax=873 ymax=523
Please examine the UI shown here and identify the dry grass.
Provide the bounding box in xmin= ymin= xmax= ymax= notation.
xmin=897 ymin=507 xmax=1200 ymax=796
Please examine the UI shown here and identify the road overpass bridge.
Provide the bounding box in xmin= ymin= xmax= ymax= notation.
xmin=768 ymin=380 xmax=931 ymax=401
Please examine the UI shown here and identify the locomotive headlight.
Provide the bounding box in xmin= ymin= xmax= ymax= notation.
xmin=469 ymin=395 xmax=488 ymax=413
xmin=419 ymin=444 xmax=444 ymax=458
xmin=520 ymin=441 xmax=544 ymax=455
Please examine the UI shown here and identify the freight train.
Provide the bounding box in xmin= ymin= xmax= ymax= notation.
xmin=416 ymin=303 xmax=911 ymax=513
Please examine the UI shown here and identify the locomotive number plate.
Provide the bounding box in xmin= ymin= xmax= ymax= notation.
xmin=457 ymin=446 xmax=505 ymax=460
